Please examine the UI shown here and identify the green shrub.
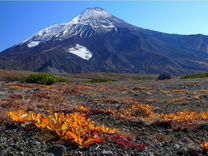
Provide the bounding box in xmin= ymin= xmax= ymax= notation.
xmin=55 ymin=77 xmax=68 ymax=83
xmin=89 ymin=78 xmax=112 ymax=83
xmin=158 ymin=73 xmax=171 ymax=80
xmin=181 ymin=72 xmax=208 ymax=79
xmin=21 ymin=73 xmax=67 ymax=85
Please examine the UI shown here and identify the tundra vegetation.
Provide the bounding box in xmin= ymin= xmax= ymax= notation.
xmin=181 ymin=72 xmax=208 ymax=79
xmin=0 ymin=70 xmax=207 ymax=155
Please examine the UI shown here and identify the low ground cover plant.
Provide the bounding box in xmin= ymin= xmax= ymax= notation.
xmin=21 ymin=73 xmax=67 ymax=85
xmin=88 ymin=78 xmax=112 ymax=83
xmin=8 ymin=110 xmax=145 ymax=150
xmin=181 ymin=72 xmax=208 ymax=79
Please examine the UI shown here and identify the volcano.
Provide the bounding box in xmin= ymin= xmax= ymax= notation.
xmin=1 ymin=7 xmax=208 ymax=75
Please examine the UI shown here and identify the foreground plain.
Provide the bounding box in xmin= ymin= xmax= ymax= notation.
xmin=0 ymin=70 xmax=207 ymax=156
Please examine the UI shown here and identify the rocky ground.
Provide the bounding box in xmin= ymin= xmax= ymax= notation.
xmin=0 ymin=73 xmax=208 ymax=156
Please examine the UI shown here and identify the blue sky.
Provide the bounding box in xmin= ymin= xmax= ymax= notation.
xmin=1 ymin=1 xmax=208 ymax=51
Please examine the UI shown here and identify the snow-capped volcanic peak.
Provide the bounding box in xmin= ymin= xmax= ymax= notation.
xmin=80 ymin=7 xmax=112 ymax=20
xmin=67 ymin=44 xmax=93 ymax=60
xmin=22 ymin=7 xmax=125 ymax=44
xmin=69 ymin=7 xmax=116 ymax=28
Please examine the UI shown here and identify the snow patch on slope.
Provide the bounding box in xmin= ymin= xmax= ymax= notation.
xmin=67 ymin=44 xmax=93 ymax=60
xmin=28 ymin=41 xmax=40 ymax=48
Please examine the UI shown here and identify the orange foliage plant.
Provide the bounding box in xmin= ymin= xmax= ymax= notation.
xmin=201 ymin=142 xmax=208 ymax=151
xmin=8 ymin=110 xmax=116 ymax=148
xmin=144 ymin=111 xmax=208 ymax=130
xmin=8 ymin=110 xmax=145 ymax=150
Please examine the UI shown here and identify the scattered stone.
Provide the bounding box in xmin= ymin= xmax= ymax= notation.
xmin=101 ymin=150 xmax=114 ymax=155
xmin=46 ymin=145 xmax=66 ymax=156
xmin=33 ymin=141 xmax=41 ymax=146
xmin=148 ymin=152 xmax=154 ymax=156
xmin=175 ymin=144 xmax=180 ymax=149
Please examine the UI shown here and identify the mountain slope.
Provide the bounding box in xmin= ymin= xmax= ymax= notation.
xmin=1 ymin=7 xmax=208 ymax=75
